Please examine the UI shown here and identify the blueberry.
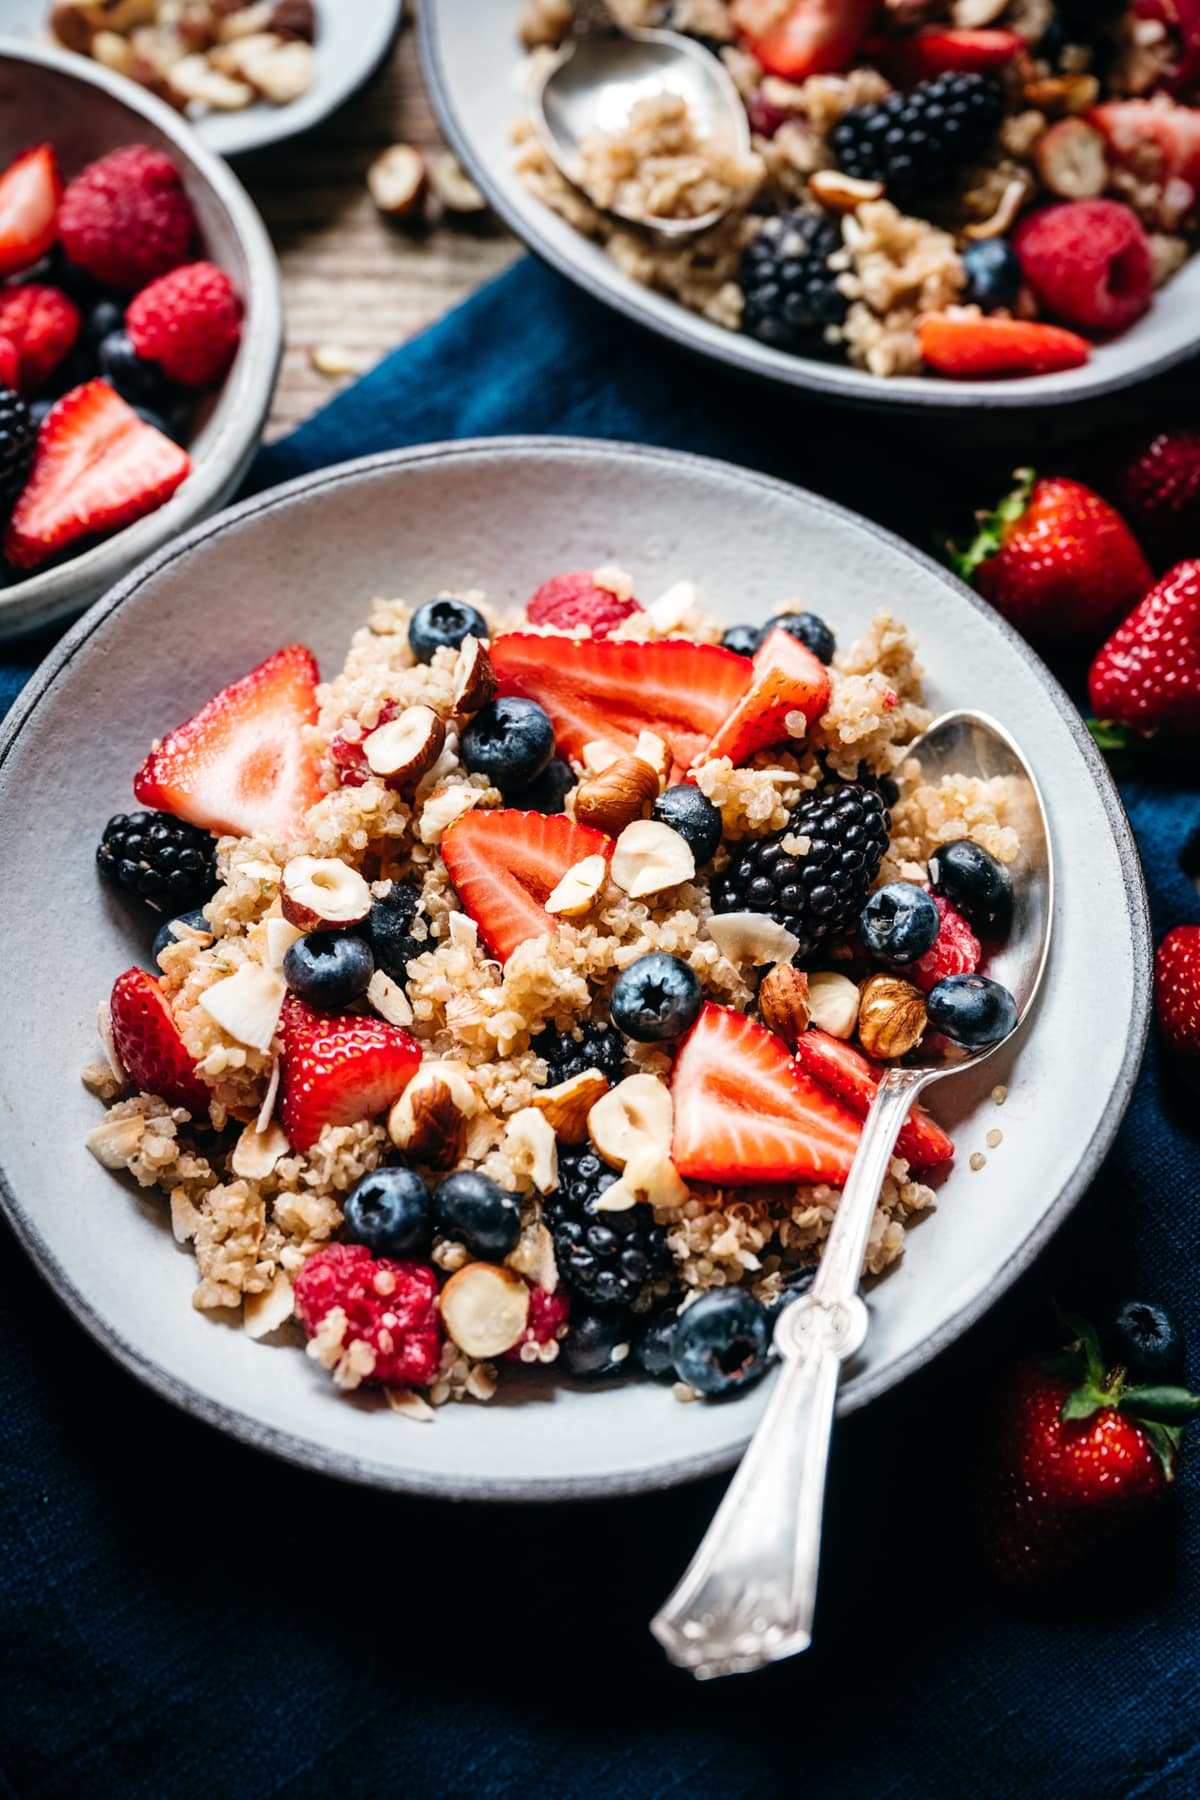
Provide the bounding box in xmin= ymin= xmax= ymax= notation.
xmin=766 ymin=610 xmax=836 ymax=665
xmin=633 ymin=1309 xmax=680 ymax=1379
xmin=84 ymin=299 xmax=125 ymax=352
xmin=928 ymin=838 xmax=1013 ymax=935
xmin=433 ymin=1170 xmax=522 ymax=1259
xmin=408 ymin=596 xmax=489 ymax=664
xmin=364 ymin=880 xmax=426 ymax=987
xmin=610 ymin=952 xmax=702 ymax=1043
xmin=135 ymin=403 xmax=191 ymax=447
xmin=561 ymin=1309 xmax=633 ymax=1379
xmin=461 ymin=697 xmax=555 ymax=795
xmin=860 ymin=881 xmax=940 ymax=965
xmin=721 ymin=622 xmax=763 ymax=658
xmin=1109 ymin=1300 xmax=1186 ymax=1383
xmin=283 ymin=932 xmax=374 ymax=1010
xmin=775 ymin=1264 xmax=817 ymax=1309
xmin=151 ymin=906 xmax=209 ymax=964
xmin=509 ymin=755 xmax=574 ymax=815
xmin=30 ymin=398 xmax=54 ymax=426
xmin=672 ymin=1288 xmax=771 ymax=1397
xmin=343 ymin=1166 xmax=433 ymax=1258
xmin=926 ymin=973 xmax=1017 ymax=1048
xmin=652 ymin=784 xmax=722 ymax=865
xmin=961 ymin=239 xmax=1022 ymax=313
xmin=97 ymin=330 xmax=170 ymax=408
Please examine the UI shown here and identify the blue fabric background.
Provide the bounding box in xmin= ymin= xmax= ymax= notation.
xmin=2 ymin=258 xmax=1199 ymax=1798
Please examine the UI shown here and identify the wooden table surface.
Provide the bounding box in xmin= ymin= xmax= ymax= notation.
xmin=242 ymin=9 xmax=521 ymax=442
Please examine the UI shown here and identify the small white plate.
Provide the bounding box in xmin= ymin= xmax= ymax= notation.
xmin=0 ymin=440 xmax=1151 ymax=1499
xmin=0 ymin=0 xmax=403 ymax=158
xmin=420 ymin=0 xmax=1200 ymax=413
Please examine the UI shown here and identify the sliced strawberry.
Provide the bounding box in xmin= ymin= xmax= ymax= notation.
xmin=109 ymin=967 xmax=208 ymax=1113
xmin=918 ymin=315 xmax=1091 ymax=380
xmin=732 ymin=0 xmax=873 ymax=80
xmin=1089 ymin=98 xmax=1200 ymax=230
xmin=887 ymin=27 xmax=1024 ymax=83
xmin=134 ymin=643 xmax=323 ymax=840
xmin=440 ymin=808 xmax=612 ymax=963
xmin=790 ymin=1027 xmax=954 ymax=1171
xmin=5 ymin=379 xmax=190 ymax=570
xmin=694 ymin=625 xmax=830 ymax=768
xmin=0 ymin=145 xmax=61 ymax=278
xmin=491 ymin=633 xmax=751 ymax=775
xmin=0 ymin=338 xmax=17 ymax=390
xmin=671 ymin=1003 xmax=861 ymax=1186
xmin=278 ymin=995 xmax=422 ymax=1153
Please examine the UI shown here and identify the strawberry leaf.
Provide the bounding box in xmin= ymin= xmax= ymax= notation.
xmin=948 ymin=466 xmax=1035 ymax=584
xmin=1060 ymin=1386 xmax=1107 ymax=1423
xmin=1142 ymin=1421 xmax=1181 ymax=1482
xmin=1054 ymin=1306 xmax=1106 ymax=1388
xmin=1119 ymin=1384 xmax=1200 ymax=1425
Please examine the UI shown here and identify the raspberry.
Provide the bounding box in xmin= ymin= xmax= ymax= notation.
xmin=328 ymin=700 xmax=401 ymax=787
xmin=504 ymin=1285 xmax=572 ymax=1363
xmin=127 ymin=261 xmax=242 ymax=387
xmin=0 ymin=285 xmax=80 ymax=392
xmin=293 ymin=1243 xmax=443 ymax=1389
xmin=527 ymin=571 xmax=642 ymax=638
xmin=912 ymin=895 xmax=981 ymax=993
xmin=1014 ymin=200 xmax=1154 ymax=334
xmin=58 ymin=146 xmax=196 ymax=291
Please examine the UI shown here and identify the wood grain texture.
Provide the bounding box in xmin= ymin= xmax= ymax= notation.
xmin=240 ymin=11 xmax=520 ymax=441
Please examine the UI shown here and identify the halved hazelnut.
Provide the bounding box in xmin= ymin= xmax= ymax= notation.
xmin=368 ymin=143 xmax=429 ymax=219
xmin=429 ymin=151 xmax=487 ymax=215
xmin=199 ymin=962 xmax=286 ymax=1053
xmin=545 ymin=852 xmax=608 ymax=919
xmin=588 ymin=1072 xmax=673 ymax=1170
xmin=440 ymin=1262 xmax=530 ymax=1358
xmin=280 ymin=855 xmax=372 ymax=931
xmin=1034 ymin=118 xmax=1107 ymax=200
xmin=363 ymin=705 xmax=446 ymax=792
xmin=388 ymin=1060 xmax=477 ymax=1168
xmin=609 ymin=820 xmax=694 ymax=899
xmin=237 ymin=32 xmax=314 ymax=101
xmin=418 ymin=783 xmax=481 ymax=844
xmin=503 ymin=1106 xmax=559 ymax=1193
xmin=49 ymin=4 xmax=96 ymax=53
xmin=531 ymin=1068 xmax=610 ymax=1142
xmin=807 ymin=970 xmax=860 ymax=1040
xmin=707 ymin=911 xmax=801 ymax=968
xmin=757 ymin=963 xmax=811 ymax=1048
xmin=810 ymin=169 xmax=884 ymax=212
xmin=575 ymin=755 xmax=660 ymax=837
xmin=451 ymin=636 xmax=497 ymax=714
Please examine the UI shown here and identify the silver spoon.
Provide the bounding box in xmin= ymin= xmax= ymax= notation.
xmin=530 ymin=0 xmax=752 ymax=238
xmin=651 ymin=709 xmax=1053 ymax=1679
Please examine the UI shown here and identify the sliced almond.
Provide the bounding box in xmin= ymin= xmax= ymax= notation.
xmin=280 ymin=855 xmax=372 ymax=930
xmin=244 ymin=1271 xmax=294 ymax=1339
xmin=429 ymin=151 xmax=487 ymax=215
xmin=1034 ymin=117 xmax=1107 ymax=200
xmin=385 ymin=1385 xmax=436 ymax=1422
xmin=367 ymin=969 xmax=414 ymax=1028
xmin=388 ymin=1060 xmax=478 ymax=1168
xmin=199 ymin=963 xmax=285 ymax=1052
xmin=503 ymin=1106 xmax=559 ymax=1194
xmin=647 ymin=580 xmax=697 ymax=634
xmin=610 ymin=819 xmax=694 ymax=900
xmin=97 ymin=1001 xmax=126 ymax=1085
xmin=265 ymin=915 xmax=305 ymax=971
xmin=757 ymin=963 xmax=811 ymax=1048
xmin=451 ymin=636 xmax=497 ymax=714
xmin=810 ymin=169 xmax=884 ymax=212
xmin=807 ymin=970 xmax=860 ymax=1039
xmin=368 ymin=143 xmax=429 ymax=219
xmin=85 ymin=1112 xmax=146 ymax=1169
xmin=574 ymin=756 xmax=659 ymax=837
xmin=531 ymin=1068 xmax=610 ymax=1142
xmin=363 ymin=705 xmax=446 ymax=793
xmin=440 ymin=1262 xmax=530 ymax=1358
xmin=231 ymin=1117 xmax=290 ymax=1180
xmin=544 ymin=852 xmax=609 ymax=918
xmin=256 ymin=1056 xmax=280 ymax=1134
xmin=588 ymin=1072 xmax=673 ymax=1170
xmin=707 ymin=911 xmax=801 ymax=967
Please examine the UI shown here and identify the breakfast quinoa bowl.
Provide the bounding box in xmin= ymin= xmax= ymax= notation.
xmin=85 ymin=563 xmax=1026 ymax=1417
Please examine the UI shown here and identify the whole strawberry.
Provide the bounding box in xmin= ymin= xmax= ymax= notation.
xmin=1088 ymin=559 xmax=1200 ymax=739
xmin=981 ymin=1313 xmax=1200 ymax=1589
xmin=1156 ymin=925 xmax=1200 ymax=1080
xmin=1111 ymin=425 xmax=1200 ymax=570
xmin=953 ymin=470 xmax=1152 ymax=643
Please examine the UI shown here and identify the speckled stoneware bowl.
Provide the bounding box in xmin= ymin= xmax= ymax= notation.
xmin=0 ymin=439 xmax=1152 ymax=1499
xmin=0 ymin=38 xmax=282 ymax=639
xmin=420 ymin=0 xmax=1200 ymax=415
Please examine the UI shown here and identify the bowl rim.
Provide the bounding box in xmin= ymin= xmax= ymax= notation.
xmin=0 ymin=436 xmax=1154 ymax=1500
xmin=0 ymin=35 xmax=283 ymax=640
xmin=418 ymin=0 xmax=1200 ymax=415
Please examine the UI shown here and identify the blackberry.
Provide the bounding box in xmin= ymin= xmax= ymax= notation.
xmin=740 ymin=210 xmax=848 ymax=353
xmin=0 ymin=389 xmax=36 ymax=515
xmin=531 ymin=1018 xmax=628 ymax=1088
xmin=830 ymin=73 xmax=1004 ymax=199
xmin=713 ymin=779 xmax=890 ymax=961
xmin=364 ymin=882 xmax=427 ymax=987
xmin=544 ymin=1143 xmax=672 ymax=1308
xmin=97 ymin=810 xmax=218 ymax=914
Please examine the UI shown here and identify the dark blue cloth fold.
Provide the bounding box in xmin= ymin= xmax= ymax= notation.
xmin=3 ymin=257 xmax=1199 ymax=1799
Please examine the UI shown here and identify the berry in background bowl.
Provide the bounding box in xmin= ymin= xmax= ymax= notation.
xmin=0 ymin=40 xmax=280 ymax=639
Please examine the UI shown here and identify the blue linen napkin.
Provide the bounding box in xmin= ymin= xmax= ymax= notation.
xmin=2 ymin=257 xmax=1199 ymax=1799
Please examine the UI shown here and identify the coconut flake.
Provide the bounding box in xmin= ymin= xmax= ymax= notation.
xmin=707 ymin=911 xmax=801 ymax=967
xmin=367 ymin=969 xmax=414 ymax=1028
xmin=243 ymin=1271 xmax=294 ymax=1340
xmin=199 ymin=963 xmax=286 ymax=1052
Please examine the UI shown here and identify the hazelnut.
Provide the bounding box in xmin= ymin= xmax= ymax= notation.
xmin=387 ymin=1061 xmax=477 ymax=1168
xmin=544 ymin=852 xmax=608 ymax=919
xmin=502 ymin=1106 xmax=558 ymax=1193
xmin=269 ymin=0 xmax=316 ymax=39
xmin=609 ymin=819 xmax=694 ymax=899
xmin=49 ymin=4 xmax=96 ymax=53
xmin=451 ymin=636 xmax=497 ymax=714
xmin=165 ymin=52 xmax=255 ymax=109
xmin=810 ymin=169 xmax=885 ymax=212
xmin=1023 ymin=73 xmax=1100 ymax=117
xmin=581 ymin=738 xmax=622 ymax=776
xmin=280 ymin=855 xmax=372 ymax=931
xmin=807 ymin=970 xmax=860 ymax=1039
xmin=429 ymin=151 xmax=487 ymax=216
xmin=440 ymin=1262 xmax=530 ymax=1359
xmin=857 ymin=974 xmax=927 ymax=1061
xmin=588 ymin=1072 xmax=673 ymax=1170
xmin=531 ymin=1069 xmax=611 ymax=1142
xmin=1034 ymin=118 xmax=1107 ymax=200
xmin=363 ymin=704 xmax=446 ymax=792
xmin=368 ymin=143 xmax=429 ymax=220
xmin=758 ymin=964 xmax=811 ymax=1048
xmin=574 ymin=754 xmax=660 ymax=836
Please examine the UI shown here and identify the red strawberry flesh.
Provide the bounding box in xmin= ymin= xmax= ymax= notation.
xmin=790 ymin=1027 xmax=954 ymax=1171
xmin=440 ymin=807 xmax=612 ymax=963
xmin=109 ymin=967 xmax=208 ymax=1112
xmin=1087 ymin=558 xmax=1200 ymax=736
xmin=919 ymin=314 xmax=1091 ymax=379
xmin=279 ymin=995 xmax=422 ymax=1153
xmin=0 ymin=144 xmax=61 ymax=278
xmin=1154 ymin=924 xmax=1200 ymax=1066
xmin=694 ymin=625 xmax=830 ymax=767
xmin=732 ymin=0 xmax=873 ymax=79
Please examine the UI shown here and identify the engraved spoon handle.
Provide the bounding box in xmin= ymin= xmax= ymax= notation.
xmin=650 ymin=1070 xmax=924 ymax=1678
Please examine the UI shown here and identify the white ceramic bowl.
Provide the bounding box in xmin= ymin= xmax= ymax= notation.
xmin=0 ymin=439 xmax=1151 ymax=1499
xmin=0 ymin=38 xmax=282 ymax=639
xmin=420 ymin=0 xmax=1200 ymax=414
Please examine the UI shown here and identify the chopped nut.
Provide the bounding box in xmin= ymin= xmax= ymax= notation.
xmin=610 ymin=819 xmax=694 ymax=899
xmin=707 ymin=910 xmax=801 ymax=968
xmin=595 ymin=1144 xmax=688 ymax=1212
xmin=574 ymin=755 xmax=660 ymax=836
xmin=49 ymin=3 xmax=97 ymax=53
xmin=368 ymin=143 xmax=429 ymax=219
xmin=367 ymin=969 xmax=414 ymax=1028
xmin=385 ymin=1386 xmax=436 ymax=1422
xmin=388 ymin=1060 xmax=477 ymax=1168
xmin=503 ymin=1106 xmax=559 ymax=1193
xmin=429 ymin=152 xmax=487 ymax=215
xmin=856 ymin=974 xmax=927 ymax=1061
xmin=439 ymin=1262 xmax=530 ymax=1358
xmin=588 ymin=1072 xmax=673 ymax=1169
xmin=91 ymin=29 xmax=135 ymax=72
xmin=166 ymin=51 xmax=255 ymax=108
xmin=647 ymin=581 xmax=696 ymax=633
xmin=451 ymin=636 xmax=497 ymax=714
xmin=309 ymin=344 xmax=363 ymax=377
xmin=280 ymin=855 xmax=372 ymax=930
xmin=418 ymin=784 xmax=481 ymax=843
xmin=633 ymin=730 xmax=670 ymax=787
xmin=991 ymin=1084 xmax=1008 ymax=1106
xmin=807 ymin=970 xmax=860 ymax=1040
xmin=962 ymin=173 xmax=1033 ymax=241
xmin=951 ymin=0 xmax=1007 ymax=23
xmin=243 ymin=1271 xmax=294 ymax=1339
xmin=810 ymin=169 xmax=885 ymax=212
xmin=544 ymin=852 xmax=608 ymax=918
xmin=97 ymin=1000 xmax=126 ymax=1085
xmin=757 ymin=963 xmax=811 ymax=1048
xmin=506 ymin=1220 xmax=558 ymax=1292
xmin=1034 ymin=118 xmax=1107 ymax=200
xmin=1023 ymin=73 xmax=1100 ymax=116
xmin=85 ymin=1112 xmax=146 ymax=1169
xmin=531 ymin=1068 xmax=610 ymax=1142
xmin=255 ymin=1057 xmax=280 ymax=1134
xmin=199 ymin=963 xmax=286 ymax=1052
xmin=269 ymin=0 xmax=315 ymax=38
xmin=215 ymin=0 xmax=274 ymax=40
xmin=363 ymin=705 xmax=446 ymax=792
xmin=231 ymin=1118 xmax=290 ymax=1180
